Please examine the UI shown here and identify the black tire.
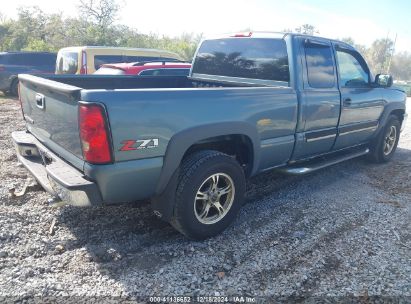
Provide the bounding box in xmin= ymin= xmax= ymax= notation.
xmin=9 ymin=79 xmax=19 ymax=97
xmin=368 ymin=115 xmax=401 ymax=163
xmin=171 ymin=150 xmax=246 ymax=240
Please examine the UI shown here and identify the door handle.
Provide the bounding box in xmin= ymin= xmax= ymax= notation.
xmin=343 ymin=98 xmax=352 ymax=106
xmin=35 ymin=93 xmax=45 ymax=109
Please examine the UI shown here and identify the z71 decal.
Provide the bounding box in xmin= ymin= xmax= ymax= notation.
xmin=120 ymin=139 xmax=159 ymax=151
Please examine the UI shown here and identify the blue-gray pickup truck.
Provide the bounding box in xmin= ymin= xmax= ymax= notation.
xmin=13 ymin=32 xmax=407 ymax=239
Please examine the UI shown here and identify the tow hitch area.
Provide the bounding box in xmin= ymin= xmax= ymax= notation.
xmin=8 ymin=178 xmax=64 ymax=207
xmin=47 ymin=196 xmax=66 ymax=208
xmin=8 ymin=178 xmax=40 ymax=199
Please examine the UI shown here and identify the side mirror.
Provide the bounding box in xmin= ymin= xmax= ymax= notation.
xmin=375 ymin=74 xmax=393 ymax=87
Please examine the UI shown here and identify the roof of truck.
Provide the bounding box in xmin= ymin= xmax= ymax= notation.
xmin=211 ymin=31 xmax=355 ymax=50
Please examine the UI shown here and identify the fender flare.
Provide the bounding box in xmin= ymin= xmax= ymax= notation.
xmin=155 ymin=122 xmax=260 ymax=195
xmin=375 ymin=101 xmax=406 ymax=137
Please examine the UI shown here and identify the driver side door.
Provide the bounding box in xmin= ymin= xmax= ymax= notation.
xmin=333 ymin=45 xmax=384 ymax=150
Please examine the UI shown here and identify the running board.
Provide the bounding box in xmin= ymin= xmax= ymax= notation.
xmin=281 ymin=148 xmax=369 ymax=175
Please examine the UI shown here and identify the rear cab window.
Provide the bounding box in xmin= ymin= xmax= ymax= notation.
xmin=3 ymin=54 xmax=26 ymax=65
xmin=192 ymin=38 xmax=290 ymax=86
xmin=33 ymin=54 xmax=57 ymax=66
xmin=23 ymin=54 xmax=56 ymax=66
xmin=0 ymin=53 xmax=56 ymax=67
xmin=304 ymin=41 xmax=336 ymax=88
xmin=56 ymin=52 xmax=78 ymax=74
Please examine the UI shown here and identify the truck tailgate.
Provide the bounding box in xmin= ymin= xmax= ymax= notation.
xmin=18 ymin=74 xmax=84 ymax=170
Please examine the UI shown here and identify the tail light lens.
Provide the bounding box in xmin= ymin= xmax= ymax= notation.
xmin=0 ymin=65 xmax=5 ymax=72
xmin=79 ymin=104 xmax=112 ymax=164
xmin=79 ymin=51 xmax=87 ymax=74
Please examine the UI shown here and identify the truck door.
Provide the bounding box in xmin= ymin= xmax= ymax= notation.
xmin=333 ymin=45 xmax=384 ymax=149
xmin=292 ymin=38 xmax=341 ymax=160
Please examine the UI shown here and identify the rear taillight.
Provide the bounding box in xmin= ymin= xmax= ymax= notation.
xmin=0 ymin=65 xmax=5 ymax=72
xmin=79 ymin=104 xmax=112 ymax=164
xmin=79 ymin=51 xmax=87 ymax=74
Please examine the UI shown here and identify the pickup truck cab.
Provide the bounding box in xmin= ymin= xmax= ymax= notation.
xmin=13 ymin=32 xmax=407 ymax=239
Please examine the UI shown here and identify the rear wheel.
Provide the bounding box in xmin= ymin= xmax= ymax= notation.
xmin=9 ymin=79 xmax=18 ymax=97
xmin=368 ymin=115 xmax=400 ymax=163
xmin=171 ymin=150 xmax=246 ymax=240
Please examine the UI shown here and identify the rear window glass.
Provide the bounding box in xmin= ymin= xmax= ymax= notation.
xmin=0 ymin=53 xmax=56 ymax=66
xmin=94 ymin=67 xmax=125 ymax=75
xmin=305 ymin=43 xmax=335 ymax=88
xmin=56 ymin=52 xmax=78 ymax=74
xmin=139 ymin=68 xmax=190 ymax=76
xmin=192 ymin=38 xmax=290 ymax=83
xmin=29 ymin=54 xmax=56 ymax=66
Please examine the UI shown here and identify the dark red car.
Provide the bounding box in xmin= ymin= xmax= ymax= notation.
xmin=94 ymin=61 xmax=191 ymax=76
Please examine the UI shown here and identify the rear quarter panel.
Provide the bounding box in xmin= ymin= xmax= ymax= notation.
xmin=81 ymin=87 xmax=298 ymax=173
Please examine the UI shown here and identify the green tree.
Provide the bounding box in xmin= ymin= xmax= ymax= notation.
xmin=78 ymin=0 xmax=120 ymax=28
xmin=367 ymin=38 xmax=394 ymax=74
xmin=390 ymin=52 xmax=411 ymax=80
xmin=1 ymin=4 xmax=410 ymax=80
xmin=341 ymin=37 xmax=355 ymax=45
xmin=295 ymin=24 xmax=319 ymax=35
xmin=340 ymin=37 xmax=368 ymax=61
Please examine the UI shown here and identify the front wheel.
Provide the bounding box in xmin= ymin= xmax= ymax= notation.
xmin=171 ymin=150 xmax=246 ymax=240
xmin=368 ymin=115 xmax=401 ymax=163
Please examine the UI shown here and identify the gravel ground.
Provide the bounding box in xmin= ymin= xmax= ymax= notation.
xmin=0 ymin=95 xmax=410 ymax=302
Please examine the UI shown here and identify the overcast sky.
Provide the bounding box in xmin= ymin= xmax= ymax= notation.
xmin=1 ymin=0 xmax=410 ymax=52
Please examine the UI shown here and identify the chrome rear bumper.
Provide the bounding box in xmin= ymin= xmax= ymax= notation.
xmin=12 ymin=131 xmax=102 ymax=206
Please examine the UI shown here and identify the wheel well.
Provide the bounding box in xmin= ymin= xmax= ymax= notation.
xmin=390 ymin=109 xmax=405 ymax=123
xmin=183 ymin=134 xmax=254 ymax=177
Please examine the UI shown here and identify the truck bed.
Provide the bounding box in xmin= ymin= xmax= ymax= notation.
xmin=18 ymin=73 xmax=298 ymax=203
xmin=27 ymin=74 xmax=260 ymax=90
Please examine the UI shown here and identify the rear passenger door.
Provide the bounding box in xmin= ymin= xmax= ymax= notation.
xmin=292 ymin=38 xmax=341 ymax=160
xmin=333 ymin=45 xmax=384 ymax=149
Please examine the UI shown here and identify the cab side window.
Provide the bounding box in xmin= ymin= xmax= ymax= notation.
xmin=336 ymin=50 xmax=369 ymax=87
xmin=304 ymin=43 xmax=335 ymax=88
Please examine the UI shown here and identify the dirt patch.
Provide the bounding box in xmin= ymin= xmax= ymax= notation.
xmin=0 ymin=96 xmax=410 ymax=300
